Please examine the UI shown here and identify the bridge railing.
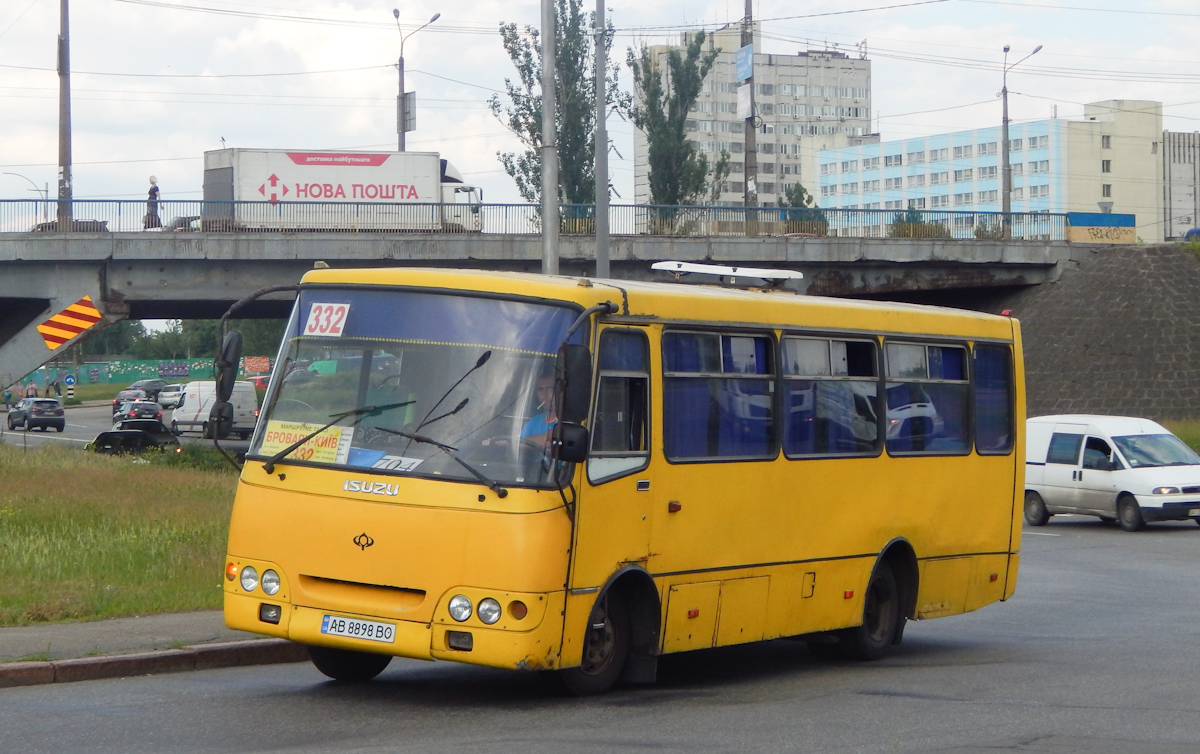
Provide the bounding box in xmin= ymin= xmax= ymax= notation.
xmin=0 ymin=200 xmax=1068 ymax=240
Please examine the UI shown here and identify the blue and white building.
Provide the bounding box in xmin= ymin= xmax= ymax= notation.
xmin=815 ymin=100 xmax=1165 ymax=241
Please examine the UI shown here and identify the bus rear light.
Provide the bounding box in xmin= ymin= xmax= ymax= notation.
xmin=989 ymin=573 xmax=999 ymax=582
xmin=225 ymin=562 xmax=238 ymax=581
xmin=508 ymin=601 xmax=528 ymax=620
xmin=844 ymin=590 xmax=854 ymax=599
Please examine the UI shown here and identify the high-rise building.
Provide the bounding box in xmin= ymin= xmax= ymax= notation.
xmin=632 ymin=23 xmax=874 ymax=208
xmin=816 ymin=100 xmax=1165 ymax=241
xmin=1163 ymin=131 xmax=1200 ymax=240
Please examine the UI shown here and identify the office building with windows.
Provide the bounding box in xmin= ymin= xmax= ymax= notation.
xmin=1164 ymin=131 xmax=1200 ymax=240
xmin=633 ymin=24 xmax=874 ymax=208
xmin=816 ymin=100 xmax=1165 ymax=241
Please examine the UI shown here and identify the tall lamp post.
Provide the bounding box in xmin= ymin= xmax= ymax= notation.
xmin=3 ymin=172 xmax=51 ymax=223
xmin=1001 ymin=43 xmax=1041 ymax=239
xmin=392 ymin=10 xmax=440 ymax=151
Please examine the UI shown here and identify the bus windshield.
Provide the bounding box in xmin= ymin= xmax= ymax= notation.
xmin=250 ymin=288 xmax=581 ymax=488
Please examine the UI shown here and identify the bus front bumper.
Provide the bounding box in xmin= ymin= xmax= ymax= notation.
xmin=225 ymin=591 xmax=566 ymax=670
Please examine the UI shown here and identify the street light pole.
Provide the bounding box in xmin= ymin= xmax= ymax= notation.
xmin=3 ymin=172 xmax=50 ymax=224
xmin=1001 ymin=43 xmax=1041 ymax=239
xmin=393 ymin=10 xmax=440 ymax=152
xmin=57 ymin=0 xmax=73 ymax=231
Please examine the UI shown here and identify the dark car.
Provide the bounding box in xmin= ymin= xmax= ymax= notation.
xmin=113 ymin=401 xmax=164 ymax=423
xmin=127 ymin=379 xmax=169 ymax=400
xmin=89 ymin=419 xmax=181 ymax=455
xmin=1185 ymin=229 xmax=1200 ymax=241
xmin=165 ymin=215 xmax=200 ymax=232
xmin=30 ymin=220 xmax=110 ymax=232
xmin=112 ymin=388 xmax=148 ymax=416
xmin=7 ymin=398 xmax=65 ymax=431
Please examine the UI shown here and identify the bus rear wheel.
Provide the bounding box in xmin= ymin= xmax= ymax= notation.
xmin=308 ymin=645 xmax=392 ymax=682
xmin=558 ymin=591 xmax=629 ymax=696
xmin=838 ymin=563 xmax=900 ymax=661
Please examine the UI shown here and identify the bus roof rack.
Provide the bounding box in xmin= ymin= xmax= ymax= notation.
xmin=651 ymin=261 xmax=804 ymax=287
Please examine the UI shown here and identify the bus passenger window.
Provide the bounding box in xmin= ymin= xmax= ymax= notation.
xmin=782 ymin=336 xmax=879 ymax=457
xmin=974 ymin=345 xmax=1013 ymax=454
xmin=589 ymin=330 xmax=651 ymax=483
xmin=663 ymin=331 xmax=775 ymax=461
xmin=885 ymin=342 xmax=969 ymax=454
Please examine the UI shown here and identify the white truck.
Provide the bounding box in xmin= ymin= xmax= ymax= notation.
xmin=201 ymin=149 xmax=482 ymax=232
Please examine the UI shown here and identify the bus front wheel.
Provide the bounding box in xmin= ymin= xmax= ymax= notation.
xmin=838 ymin=563 xmax=900 ymax=661
xmin=308 ymin=645 xmax=392 ymax=682
xmin=558 ymin=591 xmax=629 ymax=696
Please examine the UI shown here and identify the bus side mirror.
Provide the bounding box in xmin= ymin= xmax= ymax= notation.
xmin=557 ymin=344 xmax=592 ymax=424
xmin=552 ymin=423 xmax=589 ymax=463
xmin=215 ymin=330 xmax=243 ymax=402
xmin=209 ymin=401 xmax=234 ymax=439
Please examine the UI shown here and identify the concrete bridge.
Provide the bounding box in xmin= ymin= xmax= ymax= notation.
xmin=0 ymin=230 xmax=1074 ymax=389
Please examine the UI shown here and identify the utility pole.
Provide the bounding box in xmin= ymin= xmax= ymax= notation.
xmin=57 ymin=0 xmax=73 ymax=231
xmin=594 ymin=0 xmax=609 ymax=278
xmin=741 ymin=0 xmax=757 ymax=235
xmin=541 ymin=0 xmax=559 ymax=274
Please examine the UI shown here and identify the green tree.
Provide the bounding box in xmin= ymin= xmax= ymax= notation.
xmin=80 ymin=320 xmax=146 ymax=357
xmin=487 ymin=0 xmax=627 ymax=206
xmin=777 ymin=182 xmax=828 ymax=235
xmin=888 ymin=209 xmax=951 ymax=239
xmin=627 ymin=31 xmax=720 ymax=206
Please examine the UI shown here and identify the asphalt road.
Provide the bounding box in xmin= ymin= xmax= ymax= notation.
xmin=2 ymin=517 xmax=1199 ymax=753
xmin=0 ymin=404 xmax=249 ymax=454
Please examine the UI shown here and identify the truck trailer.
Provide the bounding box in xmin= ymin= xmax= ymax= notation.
xmin=201 ymin=149 xmax=482 ymax=232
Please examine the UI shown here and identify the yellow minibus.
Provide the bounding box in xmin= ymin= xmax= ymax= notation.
xmin=220 ymin=266 xmax=1024 ymax=694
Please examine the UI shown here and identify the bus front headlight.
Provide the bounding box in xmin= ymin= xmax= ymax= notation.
xmin=240 ymin=566 xmax=259 ymax=592
xmin=261 ymin=569 xmax=281 ymax=596
xmin=448 ymin=594 xmax=472 ymax=622
xmin=477 ymin=598 xmax=502 ymax=625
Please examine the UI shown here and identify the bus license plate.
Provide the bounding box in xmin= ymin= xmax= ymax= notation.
xmin=320 ymin=614 xmax=396 ymax=644
xmin=1190 ymin=509 xmax=1200 ymax=517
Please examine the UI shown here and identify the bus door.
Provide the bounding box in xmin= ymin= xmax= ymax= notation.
xmin=568 ymin=326 xmax=654 ymax=590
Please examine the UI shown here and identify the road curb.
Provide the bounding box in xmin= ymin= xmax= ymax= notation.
xmin=0 ymin=639 xmax=308 ymax=688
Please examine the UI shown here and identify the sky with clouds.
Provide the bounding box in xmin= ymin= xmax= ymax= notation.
xmin=2 ymin=0 xmax=1199 ymax=208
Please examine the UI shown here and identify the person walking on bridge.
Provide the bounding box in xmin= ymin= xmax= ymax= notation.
xmin=144 ymin=176 xmax=162 ymax=230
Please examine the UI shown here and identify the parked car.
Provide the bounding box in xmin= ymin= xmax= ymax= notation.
xmin=250 ymin=375 xmax=270 ymax=390
xmin=127 ymin=379 xmax=169 ymax=401
xmin=88 ymin=418 xmax=181 ymax=455
xmin=7 ymin=398 xmax=65 ymax=431
xmin=113 ymin=401 xmax=164 ymax=423
xmin=1184 ymin=228 xmax=1200 ymax=241
xmin=30 ymin=219 xmax=109 ymax=232
xmin=112 ymin=388 xmax=148 ymax=416
xmin=1025 ymin=414 xmax=1200 ymax=531
xmin=157 ymin=384 xmax=185 ymax=408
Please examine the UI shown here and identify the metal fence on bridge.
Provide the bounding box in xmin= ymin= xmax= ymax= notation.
xmin=0 ymin=199 xmax=1068 ymax=241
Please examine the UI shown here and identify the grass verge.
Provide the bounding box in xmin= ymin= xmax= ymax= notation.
xmin=0 ymin=443 xmax=236 ymax=626
xmin=1163 ymin=419 xmax=1200 ymax=453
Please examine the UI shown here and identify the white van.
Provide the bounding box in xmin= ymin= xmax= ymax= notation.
xmin=171 ymin=380 xmax=259 ymax=439
xmin=1025 ymin=415 xmax=1200 ymax=531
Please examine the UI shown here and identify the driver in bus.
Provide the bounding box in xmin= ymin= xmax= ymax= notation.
xmin=520 ymin=369 xmax=559 ymax=448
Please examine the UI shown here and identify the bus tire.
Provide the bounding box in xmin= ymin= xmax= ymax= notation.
xmin=1024 ymin=491 xmax=1051 ymax=526
xmin=1117 ymin=494 xmax=1145 ymax=532
xmin=307 ymin=645 xmax=392 ymax=682
xmin=838 ymin=563 xmax=900 ymax=661
xmin=558 ymin=590 xmax=629 ymax=696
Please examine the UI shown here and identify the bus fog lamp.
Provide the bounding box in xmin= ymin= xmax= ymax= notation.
xmin=261 ymin=569 xmax=281 ymax=596
xmin=448 ymin=594 xmax=472 ymax=622
xmin=477 ymin=598 xmax=502 ymax=625
xmin=1153 ymin=487 xmax=1180 ymax=495
xmin=240 ymin=566 xmax=259 ymax=592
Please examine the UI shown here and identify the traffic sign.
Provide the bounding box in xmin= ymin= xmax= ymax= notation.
xmin=63 ymin=374 xmax=77 ymax=386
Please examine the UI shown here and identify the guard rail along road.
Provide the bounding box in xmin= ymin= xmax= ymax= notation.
xmin=2 ymin=199 xmax=1070 ymax=240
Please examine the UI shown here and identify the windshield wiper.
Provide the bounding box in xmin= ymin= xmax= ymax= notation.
xmin=261 ymin=400 xmax=415 ymax=474
xmin=378 ymin=427 xmax=508 ymax=499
